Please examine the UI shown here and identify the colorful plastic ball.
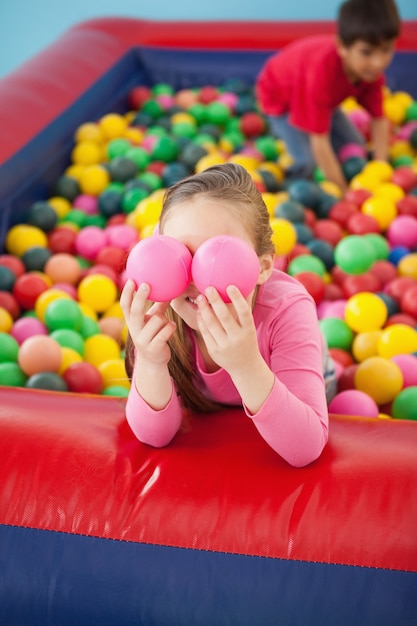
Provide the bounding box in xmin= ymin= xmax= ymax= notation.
xmin=95 ymin=246 xmax=128 ymax=274
xmin=270 ymin=218 xmax=297 ymax=255
xmin=337 ymin=363 xmax=359 ymax=392
xmin=354 ymin=356 xmax=403 ymax=405
xmin=44 ymin=298 xmax=83 ymax=332
xmin=400 ymin=284 xmax=417 ymax=318
xmin=294 ymin=271 xmax=325 ymax=304
xmin=239 ymin=112 xmax=266 ymax=138
xmin=342 ymin=272 xmax=382 ymax=298
xmin=391 ymin=386 xmax=417 ymax=420
xmin=391 ymin=354 xmax=417 ymax=388
xmin=63 ymin=362 xmax=103 ymax=394
xmin=377 ymin=324 xmax=417 ymax=358
xmin=319 ymin=318 xmax=354 ymax=351
xmin=11 ymin=317 xmax=47 ymax=344
xmin=317 ymin=299 xmax=347 ymax=320
xmin=334 ymin=235 xmax=376 ymax=275
xmin=98 ymin=113 xmax=127 ymax=140
xmin=346 ymin=212 xmax=380 ymax=235
xmin=287 ymin=179 xmax=322 ymax=211
xmin=328 ymin=347 xmax=354 ymax=368
xmin=0 ymin=254 xmax=26 ymax=278
xmin=288 ymin=254 xmax=326 ymax=278
xmin=125 ymin=235 xmax=192 ymax=302
xmin=18 ymin=335 xmax=62 ymax=375
xmin=106 ymin=224 xmax=138 ymax=250
xmin=312 ymin=220 xmax=343 ymax=247
xmin=191 ymin=235 xmax=260 ymax=303
xmin=352 ymin=330 xmax=382 ymax=362
xmin=306 ymin=239 xmax=334 ymax=271
xmin=50 ymin=329 xmax=85 ymax=356
xmin=0 ymin=291 xmax=20 ymax=320
xmin=0 ymin=265 xmax=16 ymax=291
xmin=79 ymin=165 xmax=110 ymax=196
xmin=21 ymin=246 xmax=52 ymax=272
xmin=54 ymin=175 xmax=80 ymax=201
xmin=98 ymin=358 xmax=130 ymax=390
xmin=391 ymin=167 xmax=417 ymax=193
xmin=58 ymin=346 xmax=83 ymax=374
xmin=75 ymin=226 xmax=108 ymax=261
xmin=329 ymin=200 xmax=358 ymax=226
xmin=0 ymin=362 xmax=27 ymax=387
xmin=397 ymin=195 xmax=417 ymax=218
xmin=43 ymin=253 xmax=82 ymax=285
xmin=83 ymin=334 xmax=121 ymax=369
xmin=79 ymin=315 xmax=101 ymax=340
xmin=0 ymin=332 xmax=19 ymax=362
xmin=361 ymin=196 xmax=397 ymax=231
xmin=338 ymin=142 xmax=367 ymax=163
xmin=364 ymin=233 xmax=390 ymax=261
xmin=398 ymin=253 xmax=417 ymax=279
xmin=387 ymin=215 xmax=417 ymax=249
xmin=26 ymin=372 xmax=68 ymax=392
xmin=98 ymin=317 xmax=124 ymax=344
xmin=385 ymin=312 xmax=417 ymax=327
xmin=345 ymin=292 xmax=388 ymax=332
xmin=48 ymin=226 xmax=77 ymax=255
xmin=6 ymin=224 xmax=48 ymax=257
xmin=77 ymin=274 xmax=118 ymax=313
xmin=12 ymin=272 xmax=50 ymax=310
xmin=369 ymin=260 xmax=397 ymax=287
xmin=329 ymin=389 xmax=379 ymax=417
xmin=34 ymin=288 xmax=72 ymax=322
xmin=102 ymin=385 xmax=130 ymax=397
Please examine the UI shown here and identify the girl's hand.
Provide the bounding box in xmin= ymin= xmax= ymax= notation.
xmin=196 ymin=285 xmax=260 ymax=374
xmin=120 ymin=279 xmax=176 ymax=367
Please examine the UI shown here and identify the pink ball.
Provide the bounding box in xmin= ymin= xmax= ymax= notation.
xmin=338 ymin=143 xmax=367 ymax=163
xmin=53 ymin=283 xmax=78 ymax=298
xmin=11 ymin=317 xmax=48 ymax=345
xmin=396 ymin=121 xmax=417 ymax=141
xmin=217 ymin=92 xmax=238 ymax=112
xmin=387 ymin=215 xmax=417 ymax=249
xmin=105 ymin=224 xmax=139 ymax=250
xmin=329 ymin=389 xmax=379 ymax=418
xmin=125 ymin=235 xmax=192 ymax=302
xmin=317 ymin=299 xmax=347 ymax=320
xmin=390 ymin=354 xmax=417 ymax=388
xmin=73 ymin=194 xmax=98 ymax=215
xmin=75 ymin=226 xmax=108 ymax=260
xmin=191 ymin=235 xmax=260 ymax=303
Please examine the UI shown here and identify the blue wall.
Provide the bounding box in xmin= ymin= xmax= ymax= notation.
xmin=0 ymin=0 xmax=416 ymax=78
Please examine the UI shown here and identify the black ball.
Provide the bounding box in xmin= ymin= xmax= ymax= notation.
xmin=21 ymin=246 xmax=52 ymax=272
xmin=0 ymin=266 xmax=16 ymax=291
xmin=54 ymin=175 xmax=80 ymax=201
xmin=27 ymin=201 xmax=58 ymax=232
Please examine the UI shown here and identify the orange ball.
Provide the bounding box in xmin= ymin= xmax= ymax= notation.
xmin=44 ymin=253 xmax=82 ymax=285
xmin=18 ymin=335 xmax=62 ymax=375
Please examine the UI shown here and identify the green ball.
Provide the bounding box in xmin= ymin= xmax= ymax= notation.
xmin=84 ymin=214 xmax=107 ymax=228
xmin=171 ymin=122 xmax=197 ymax=139
xmin=50 ymin=329 xmax=85 ymax=356
xmin=0 ymin=332 xmax=19 ymax=362
xmin=26 ymin=372 xmax=68 ymax=392
xmin=288 ymin=254 xmax=326 ymax=277
xmin=151 ymin=135 xmax=179 ymax=162
xmin=44 ymin=299 xmax=83 ymax=332
xmin=152 ymin=83 xmax=174 ymax=96
xmin=392 ymin=387 xmax=417 ymax=420
xmin=205 ymin=101 xmax=231 ymax=126
xmin=255 ymin=136 xmax=279 ymax=160
xmin=0 ymin=362 xmax=27 ymax=386
xmin=61 ymin=209 xmax=88 ymax=229
xmin=106 ymin=138 xmax=131 ymax=160
xmin=319 ymin=318 xmax=354 ymax=351
xmin=334 ymin=235 xmax=376 ymax=274
xmin=79 ymin=316 xmax=101 ymax=339
xmin=141 ymin=99 xmax=163 ymax=119
xmin=102 ymin=385 xmax=130 ymax=398
xmin=392 ymin=155 xmax=414 ymax=168
xmin=124 ymin=147 xmax=151 ymax=171
xmin=220 ymin=130 xmax=245 ymax=151
xmin=137 ymin=172 xmax=162 ymax=191
xmin=363 ymin=233 xmax=390 ymax=260
xmin=122 ymin=187 xmax=149 ymax=213
xmin=405 ymin=101 xmax=417 ymax=122
xmin=187 ymin=103 xmax=207 ymax=125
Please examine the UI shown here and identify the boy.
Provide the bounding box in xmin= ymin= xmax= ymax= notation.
xmin=256 ymin=0 xmax=401 ymax=193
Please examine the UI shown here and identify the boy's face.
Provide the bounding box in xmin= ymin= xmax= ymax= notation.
xmin=337 ymin=38 xmax=396 ymax=83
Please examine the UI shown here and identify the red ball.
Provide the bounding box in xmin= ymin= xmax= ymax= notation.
xmin=198 ymin=85 xmax=219 ymax=104
xmin=87 ymin=264 xmax=119 ymax=284
xmin=328 ymin=200 xmax=358 ymax=226
xmin=0 ymin=291 xmax=20 ymax=319
xmin=397 ymin=195 xmax=417 ymax=218
xmin=337 ymin=363 xmax=359 ymax=392
xmin=331 ymin=265 xmax=350 ymax=286
xmin=239 ymin=112 xmax=267 ymax=138
xmin=385 ymin=276 xmax=417 ymax=302
xmin=12 ymin=273 xmax=49 ymax=310
xmin=287 ymin=243 xmax=311 ymax=262
xmin=400 ymin=284 xmax=417 ymax=318
xmin=344 ymin=188 xmax=372 ymax=207
xmin=63 ymin=362 xmax=103 ymax=394
xmin=385 ymin=312 xmax=417 ymax=327
xmin=370 ymin=260 xmax=398 ymax=286
xmin=303 ymin=208 xmax=317 ymax=228
xmin=391 ymin=166 xmax=417 ymax=192
xmin=129 ymin=85 xmax=152 ymax=110
xmin=95 ymin=246 xmax=128 ymax=274
xmin=146 ymin=161 xmax=166 ymax=176
xmin=107 ymin=214 xmax=127 ymax=227
xmin=313 ymin=219 xmax=343 ymax=246
xmin=324 ymin=282 xmax=344 ymax=301
xmin=0 ymin=254 xmax=26 ymax=278
xmin=346 ymin=212 xmax=380 ymax=234
xmin=342 ymin=272 xmax=381 ymax=298
xmin=294 ymin=271 xmax=325 ymax=304
xmin=329 ymin=347 xmax=354 ymax=368
xmin=48 ymin=227 xmax=77 ymax=254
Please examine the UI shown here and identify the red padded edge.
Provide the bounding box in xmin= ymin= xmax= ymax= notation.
xmin=1 ymin=386 xmax=416 ymax=572
xmin=0 ymin=18 xmax=416 ymax=164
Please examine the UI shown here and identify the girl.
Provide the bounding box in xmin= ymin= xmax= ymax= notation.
xmin=121 ymin=163 xmax=331 ymax=467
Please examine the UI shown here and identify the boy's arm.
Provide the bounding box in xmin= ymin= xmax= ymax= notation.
xmin=370 ymin=116 xmax=390 ymax=161
xmin=310 ymin=133 xmax=348 ymax=193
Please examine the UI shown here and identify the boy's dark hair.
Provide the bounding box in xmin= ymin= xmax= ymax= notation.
xmin=337 ymin=0 xmax=401 ymax=46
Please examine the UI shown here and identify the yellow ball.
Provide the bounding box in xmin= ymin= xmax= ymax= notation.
xmin=75 ymin=122 xmax=104 ymax=144
xmin=377 ymin=324 xmax=417 ymax=359
xmin=345 ymin=292 xmax=388 ymax=333
xmin=98 ymin=113 xmax=128 ymax=140
xmin=258 ymin=161 xmax=284 ymax=183
xmin=170 ymin=112 xmax=196 ymax=126
xmin=352 ymin=330 xmax=383 ymax=362
xmin=383 ymin=95 xmax=407 ymax=126
xmin=132 ymin=194 xmax=163 ymax=231
xmin=262 ymin=192 xmax=280 ymax=217
xmin=361 ymin=195 xmax=397 ymax=231
xmin=102 ymin=301 xmax=124 ymax=319
xmin=123 ymin=127 xmax=144 ymax=144
xmin=354 ymin=356 xmax=403 ymax=405
xmin=229 ymin=154 xmax=260 ymax=170
xmin=64 ymin=164 xmax=86 ymax=182
xmin=0 ymin=307 xmax=13 ymax=333
xmin=78 ymin=302 xmax=98 ymax=321
xmin=83 ymin=335 xmax=121 ymax=368
xmin=5 ymin=224 xmax=48 ymax=257
xmin=270 ymin=218 xmax=297 ymax=255
xmin=373 ymin=182 xmax=405 ymax=203
xmin=71 ymin=141 xmax=102 ymax=166
xmin=58 ymin=347 xmax=83 ymax=374
xmin=349 ymin=173 xmax=380 ymax=192
xmin=194 ymin=153 xmax=227 ymax=173
xmin=78 ymin=274 xmax=118 ymax=313
xmin=35 ymin=290 xmax=72 ymax=322
xmin=47 ymin=196 xmax=72 ymax=219
xmin=79 ymin=165 xmax=110 ymax=195
xmin=389 ymin=140 xmax=414 ymax=160
xmin=98 ymin=358 xmax=130 ymax=389
xmin=363 ymin=159 xmax=394 ymax=183
xmin=320 ymin=180 xmax=343 ymax=198
xmin=397 ymin=253 xmax=417 ymax=279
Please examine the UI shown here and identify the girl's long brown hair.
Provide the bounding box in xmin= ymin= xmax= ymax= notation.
xmin=125 ymin=162 xmax=274 ymax=413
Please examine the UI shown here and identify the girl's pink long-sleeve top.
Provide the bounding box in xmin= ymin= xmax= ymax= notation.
xmin=126 ymin=269 xmax=329 ymax=467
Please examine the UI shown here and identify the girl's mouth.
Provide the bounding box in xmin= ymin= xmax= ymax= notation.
xmin=185 ymin=295 xmax=199 ymax=307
